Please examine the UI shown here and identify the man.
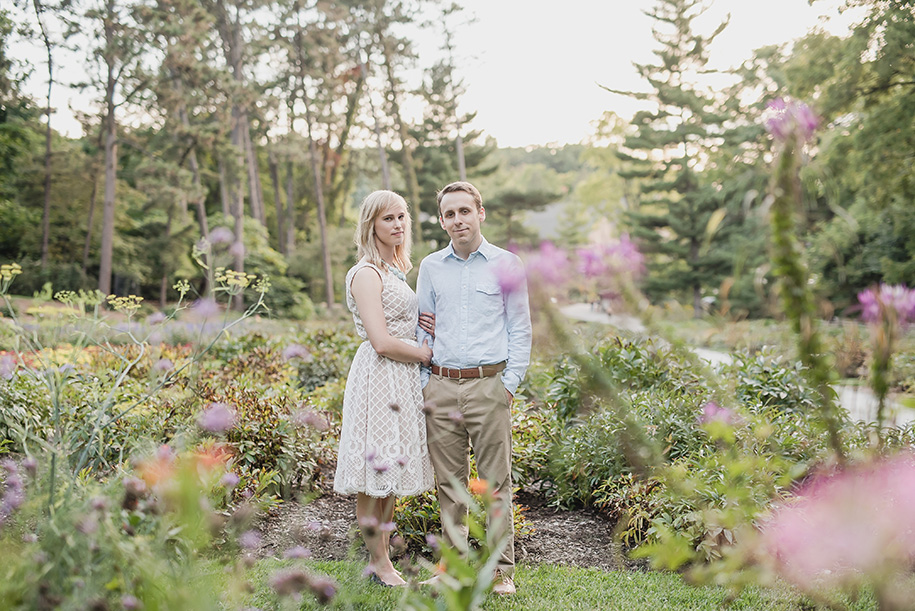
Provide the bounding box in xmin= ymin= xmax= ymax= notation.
xmin=416 ymin=181 xmax=532 ymax=596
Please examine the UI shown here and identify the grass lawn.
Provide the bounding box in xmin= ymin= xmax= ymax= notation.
xmin=241 ymin=559 xmax=878 ymax=610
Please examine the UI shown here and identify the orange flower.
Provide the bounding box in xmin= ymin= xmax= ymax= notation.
xmin=137 ymin=445 xmax=176 ymax=488
xmin=468 ymin=478 xmax=489 ymax=496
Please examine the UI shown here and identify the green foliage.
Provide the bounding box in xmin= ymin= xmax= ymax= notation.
xmin=290 ymin=325 xmax=361 ymax=392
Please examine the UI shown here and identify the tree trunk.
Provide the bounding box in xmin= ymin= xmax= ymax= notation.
xmin=231 ymin=110 xmax=246 ymax=311
xmin=218 ymin=155 xmax=231 ymax=217
xmin=361 ymin=61 xmax=391 ymax=190
xmin=34 ymin=0 xmax=53 ymax=268
xmin=242 ymin=112 xmax=265 ymax=225
xmin=268 ymin=146 xmax=285 ymax=254
xmin=382 ymin=39 xmax=422 ymax=241
xmin=302 ymin=85 xmax=334 ymax=308
xmin=98 ymin=10 xmax=118 ymax=296
xmin=455 ymin=131 xmax=467 ymax=182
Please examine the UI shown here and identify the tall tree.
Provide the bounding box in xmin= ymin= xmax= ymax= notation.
xmin=81 ymin=0 xmax=145 ymax=296
xmin=605 ymin=0 xmax=732 ymax=317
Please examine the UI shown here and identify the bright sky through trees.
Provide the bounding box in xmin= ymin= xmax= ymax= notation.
xmin=429 ymin=0 xmax=862 ymax=147
xmin=17 ymin=0 xmax=861 ymax=147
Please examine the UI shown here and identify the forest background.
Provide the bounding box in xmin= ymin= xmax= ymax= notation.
xmin=0 ymin=0 xmax=912 ymax=323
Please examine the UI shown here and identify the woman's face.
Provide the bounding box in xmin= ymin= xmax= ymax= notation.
xmin=373 ymin=203 xmax=408 ymax=249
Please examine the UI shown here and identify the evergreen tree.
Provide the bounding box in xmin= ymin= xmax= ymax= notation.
xmin=606 ymin=0 xmax=733 ymax=317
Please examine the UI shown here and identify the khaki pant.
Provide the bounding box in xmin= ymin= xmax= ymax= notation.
xmin=423 ymin=374 xmax=514 ymax=577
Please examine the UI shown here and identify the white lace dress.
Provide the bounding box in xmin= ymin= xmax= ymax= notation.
xmin=333 ymin=259 xmax=435 ymax=497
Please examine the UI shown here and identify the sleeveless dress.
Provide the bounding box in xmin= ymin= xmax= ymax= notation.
xmin=333 ymin=259 xmax=435 ymax=497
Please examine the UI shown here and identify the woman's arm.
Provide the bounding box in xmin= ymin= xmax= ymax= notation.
xmin=351 ymin=267 xmax=432 ymax=365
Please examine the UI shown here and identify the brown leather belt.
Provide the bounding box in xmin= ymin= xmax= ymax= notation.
xmin=431 ymin=362 xmax=506 ymax=379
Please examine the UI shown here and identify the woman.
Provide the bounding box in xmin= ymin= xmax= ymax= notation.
xmin=333 ymin=190 xmax=435 ymax=587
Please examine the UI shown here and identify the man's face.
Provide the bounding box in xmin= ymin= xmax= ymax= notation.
xmin=439 ymin=191 xmax=485 ymax=251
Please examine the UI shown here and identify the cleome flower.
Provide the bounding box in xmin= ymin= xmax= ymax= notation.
xmin=858 ymin=284 xmax=915 ymax=327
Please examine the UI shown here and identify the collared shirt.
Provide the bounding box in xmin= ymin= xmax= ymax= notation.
xmin=416 ymin=237 xmax=532 ymax=394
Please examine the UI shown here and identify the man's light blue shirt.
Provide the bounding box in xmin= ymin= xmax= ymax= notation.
xmin=416 ymin=237 xmax=532 ymax=395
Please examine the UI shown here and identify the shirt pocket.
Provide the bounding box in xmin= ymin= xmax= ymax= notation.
xmin=475 ymin=282 xmax=503 ymax=317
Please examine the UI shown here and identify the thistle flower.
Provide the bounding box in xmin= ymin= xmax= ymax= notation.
xmin=290 ymin=408 xmax=328 ymax=431
xmin=425 ymin=533 xmax=440 ymax=551
xmin=228 ymin=242 xmax=246 ymax=258
xmin=146 ymin=311 xmax=166 ymax=325
xmin=493 ymin=256 xmax=527 ymax=294
xmin=121 ymin=595 xmax=142 ymax=610
xmin=0 ymin=460 xmax=24 ymax=526
xmin=197 ymin=402 xmax=236 ymax=433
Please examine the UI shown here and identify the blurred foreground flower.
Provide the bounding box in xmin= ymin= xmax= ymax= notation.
xmin=197 ymin=402 xmax=236 ymax=433
xmin=209 ymin=226 xmax=234 ymax=244
xmin=0 ymin=354 xmax=15 ymax=380
xmin=858 ymin=284 xmax=915 ymax=326
xmin=759 ymin=454 xmax=915 ymax=594
xmin=764 ymin=98 xmax=818 ymax=145
xmin=282 ymin=343 xmax=313 ymax=362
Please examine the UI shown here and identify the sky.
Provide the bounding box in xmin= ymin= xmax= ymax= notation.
xmin=422 ymin=0 xmax=862 ymax=147
xmin=16 ymin=0 xmax=862 ymax=147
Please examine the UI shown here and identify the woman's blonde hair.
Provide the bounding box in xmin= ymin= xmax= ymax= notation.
xmin=355 ymin=190 xmax=413 ymax=274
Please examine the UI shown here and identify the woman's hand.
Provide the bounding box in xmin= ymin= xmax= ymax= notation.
xmin=418 ymin=312 xmax=435 ymax=337
xmin=419 ymin=338 xmax=432 ymax=367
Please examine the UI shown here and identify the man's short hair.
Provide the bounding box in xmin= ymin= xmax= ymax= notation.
xmin=437 ymin=181 xmax=483 ymax=213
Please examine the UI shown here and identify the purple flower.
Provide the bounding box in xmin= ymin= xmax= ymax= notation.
xmin=282 ymin=343 xmax=313 ymax=362
xmin=283 ymin=545 xmax=312 ymax=559
xmin=290 ymin=408 xmax=328 ymax=431
xmin=121 ymin=595 xmax=142 ymax=610
xmin=220 ymin=472 xmax=240 ymax=488
xmin=22 ymin=457 xmax=37 ymax=478
xmin=190 ymin=298 xmax=221 ymax=321
xmin=576 ymin=246 xmax=608 ymax=278
xmin=269 ymin=568 xmax=310 ymax=597
xmin=858 ymin=284 xmax=915 ymax=326
xmin=380 ymin=521 xmax=396 ymax=533
xmin=0 ymin=460 xmax=25 ymax=525
xmin=90 ymin=497 xmax=107 ymax=511
xmin=153 ymin=358 xmax=174 ymax=373
xmin=525 ymin=241 xmax=570 ymax=286
xmin=425 ymin=533 xmax=440 ymax=551
xmin=238 ymin=530 xmax=262 ymax=549
xmin=699 ymin=401 xmax=738 ymax=425
xmin=1 ymin=354 xmax=17 ymax=380
xmin=146 ymin=311 xmax=166 ymax=325
xmin=447 ymin=410 xmax=464 ymax=424
xmin=209 ymin=226 xmax=234 ymax=245
xmin=197 ymin=402 xmax=236 ymax=433
xmin=765 ymin=97 xmax=819 ymax=145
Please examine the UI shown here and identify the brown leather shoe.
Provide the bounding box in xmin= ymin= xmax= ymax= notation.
xmin=492 ymin=570 xmax=516 ymax=595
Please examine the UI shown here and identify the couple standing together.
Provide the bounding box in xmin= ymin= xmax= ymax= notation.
xmin=333 ymin=181 xmax=532 ymax=596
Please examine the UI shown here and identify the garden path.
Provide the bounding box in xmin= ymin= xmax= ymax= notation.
xmin=560 ymin=303 xmax=915 ymax=426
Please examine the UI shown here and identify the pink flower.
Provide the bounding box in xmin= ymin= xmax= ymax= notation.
xmin=525 ymin=241 xmax=570 ymax=286
xmin=759 ymin=454 xmax=915 ymax=589
xmin=858 ymin=284 xmax=915 ymax=326
xmin=197 ymin=402 xmax=236 ymax=433
xmin=146 ymin=311 xmax=166 ymax=325
xmin=228 ymin=242 xmax=246 ymax=258
xmin=493 ymin=256 xmax=526 ymax=294
xmin=699 ymin=401 xmax=738 ymax=425
xmin=764 ymin=98 xmax=818 ymax=145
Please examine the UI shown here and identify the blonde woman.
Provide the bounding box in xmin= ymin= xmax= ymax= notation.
xmin=333 ymin=190 xmax=435 ymax=586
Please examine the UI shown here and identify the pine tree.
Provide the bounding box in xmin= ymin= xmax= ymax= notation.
xmin=606 ymin=0 xmax=732 ymax=317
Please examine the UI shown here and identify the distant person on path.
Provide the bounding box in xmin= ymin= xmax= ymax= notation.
xmin=416 ymin=181 xmax=532 ymax=596
xmin=334 ymin=190 xmax=436 ymax=587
